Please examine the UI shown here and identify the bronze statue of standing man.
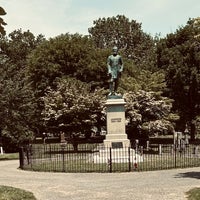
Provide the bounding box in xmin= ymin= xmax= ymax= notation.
xmin=107 ymin=46 xmax=123 ymax=95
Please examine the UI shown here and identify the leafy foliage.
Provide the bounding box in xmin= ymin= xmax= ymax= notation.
xmin=27 ymin=33 xmax=109 ymax=96
xmin=88 ymin=15 xmax=157 ymax=71
xmin=42 ymin=78 xmax=106 ymax=137
xmin=124 ymin=90 xmax=176 ymax=137
xmin=157 ymin=17 xmax=200 ymax=139
xmin=0 ymin=30 xmax=45 ymax=145
xmin=120 ymin=65 xmax=166 ymax=94
xmin=0 ymin=64 xmax=36 ymax=144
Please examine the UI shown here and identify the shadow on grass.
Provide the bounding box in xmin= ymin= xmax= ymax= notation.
xmin=175 ymin=172 xmax=200 ymax=179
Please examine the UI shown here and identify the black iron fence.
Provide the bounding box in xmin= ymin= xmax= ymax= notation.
xmin=19 ymin=143 xmax=200 ymax=173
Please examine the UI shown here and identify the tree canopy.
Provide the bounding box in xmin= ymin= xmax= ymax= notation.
xmin=0 ymin=30 xmax=45 ymax=145
xmin=157 ymin=17 xmax=200 ymax=139
xmin=42 ymin=77 xmax=106 ymax=137
xmin=27 ymin=33 xmax=109 ymax=97
xmin=124 ymin=90 xmax=176 ymax=139
xmin=1 ymin=15 xmax=200 ymax=147
xmin=88 ymin=15 xmax=157 ymax=71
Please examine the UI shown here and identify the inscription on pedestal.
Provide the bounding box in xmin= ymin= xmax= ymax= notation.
xmin=112 ymin=142 xmax=123 ymax=149
xmin=111 ymin=118 xmax=122 ymax=123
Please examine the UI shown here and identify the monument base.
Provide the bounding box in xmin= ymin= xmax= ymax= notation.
xmin=104 ymin=96 xmax=130 ymax=148
xmin=92 ymin=145 xmax=143 ymax=164
xmin=91 ymin=96 xmax=143 ymax=164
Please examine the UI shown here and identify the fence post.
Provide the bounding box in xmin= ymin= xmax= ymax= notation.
xmin=174 ymin=144 xmax=177 ymax=168
xmin=19 ymin=147 xmax=24 ymax=169
xmin=109 ymin=147 xmax=112 ymax=173
xmin=128 ymin=147 xmax=131 ymax=172
xmin=49 ymin=144 xmax=51 ymax=160
xmin=61 ymin=145 xmax=66 ymax=172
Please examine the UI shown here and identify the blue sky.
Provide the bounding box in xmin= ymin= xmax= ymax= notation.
xmin=1 ymin=0 xmax=200 ymax=39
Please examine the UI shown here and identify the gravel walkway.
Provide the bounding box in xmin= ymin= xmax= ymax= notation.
xmin=0 ymin=160 xmax=200 ymax=200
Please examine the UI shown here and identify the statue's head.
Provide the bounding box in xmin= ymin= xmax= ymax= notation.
xmin=112 ymin=46 xmax=118 ymax=55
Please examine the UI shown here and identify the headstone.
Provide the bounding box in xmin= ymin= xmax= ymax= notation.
xmin=146 ymin=141 xmax=150 ymax=151
xmin=158 ymin=144 xmax=162 ymax=155
xmin=0 ymin=137 xmax=3 ymax=155
xmin=173 ymin=131 xmax=177 ymax=145
xmin=193 ymin=146 xmax=199 ymax=156
xmin=171 ymin=144 xmax=174 ymax=154
xmin=0 ymin=147 xmax=3 ymax=155
xmin=135 ymin=139 xmax=139 ymax=153
xmin=174 ymin=131 xmax=183 ymax=149
xmin=60 ymin=132 xmax=66 ymax=144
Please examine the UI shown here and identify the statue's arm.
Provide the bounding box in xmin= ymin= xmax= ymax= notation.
xmin=119 ymin=56 xmax=123 ymax=72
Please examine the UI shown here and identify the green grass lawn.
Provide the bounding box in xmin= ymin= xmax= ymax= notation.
xmin=186 ymin=188 xmax=200 ymax=200
xmin=0 ymin=153 xmax=19 ymax=161
xmin=0 ymin=186 xmax=37 ymax=200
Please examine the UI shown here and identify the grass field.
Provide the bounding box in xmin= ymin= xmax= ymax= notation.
xmin=0 ymin=186 xmax=37 ymax=200
xmin=186 ymin=188 xmax=200 ymax=200
xmin=0 ymin=153 xmax=19 ymax=161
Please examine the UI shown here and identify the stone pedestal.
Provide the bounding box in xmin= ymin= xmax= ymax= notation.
xmin=104 ymin=96 xmax=130 ymax=148
xmin=92 ymin=146 xmax=143 ymax=163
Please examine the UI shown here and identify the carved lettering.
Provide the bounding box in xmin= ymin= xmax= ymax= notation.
xmin=111 ymin=118 xmax=121 ymax=123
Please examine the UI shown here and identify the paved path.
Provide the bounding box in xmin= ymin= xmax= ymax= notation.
xmin=0 ymin=160 xmax=200 ymax=200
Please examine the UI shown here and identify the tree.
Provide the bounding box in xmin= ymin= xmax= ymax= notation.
xmin=27 ymin=33 xmax=109 ymax=97
xmin=88 ymin=15 xmax=157 ymax=71
xmin=124 ymin=90 xmax=177 ymax=140
xmin=0 ymin=65 xmax=36 ymax=146
xmin=0 ymin=7 xmax=6 ymax=35
xmin=0 ymin=30 xmax=45 ymax=147
xmin=119 ymin=63 xmax=166 ymax=95
xmin=41 ymin=77 xmax=106 ymax=139
xmin=157 ymin=17 xmax=200 ymax=140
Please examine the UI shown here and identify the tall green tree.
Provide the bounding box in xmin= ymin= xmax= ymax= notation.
xmin=88 ymin=15 xmax=157 ymax=71
xmin=27 ymin=33 xmax=108 ymax=97
xmin=0 ymin=30 xmax=45 ymax=145
xmin=0 ymin=7 xmax=6 ymax=35
xmin=120 ymin=64 xmax=166 ymax=95
xmin=42 ymin=77 xmax=106 ymax=137
xmin=157 ymin=18 xmax=200 ymax=140
xmin=124 ymin=90 xmax=177 ymax=140
xmin=0 ymin=62 xmax=36 ymax=145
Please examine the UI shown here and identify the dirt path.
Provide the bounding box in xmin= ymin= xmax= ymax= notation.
xmin=0 ymin=160 xmax=200 ymax=200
